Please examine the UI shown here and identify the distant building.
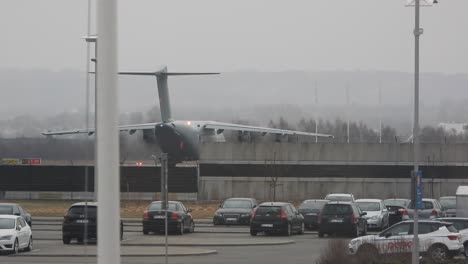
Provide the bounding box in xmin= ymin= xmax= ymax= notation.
xmin=438 ymin=123 xmax=468 ymax=134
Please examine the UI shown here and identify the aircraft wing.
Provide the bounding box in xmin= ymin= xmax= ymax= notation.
xmin=201 ymin=121 xmax=333 ymax=138
xmin=42 ymin=123 xmax=159 ymax=136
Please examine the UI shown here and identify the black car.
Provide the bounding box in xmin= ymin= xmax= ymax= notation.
xmin=318 ymin=201 xmax=367 ymax=237
xmin=250 ymin=202 xmax=304 ymax=236
xmin=213 ymin=198 xmax=258 ymax=225
xmin=298 ymin=199 xmax=328 ymax=230
xmin=384 ymin=198 xmax=410 ymax=226
xmin=0 ymin=203 xmax=32 ymax=227
xmin=142 ymin=201 xmax=195 ymax=235
xmin=62 ymin=202 xmax=123 ymax=244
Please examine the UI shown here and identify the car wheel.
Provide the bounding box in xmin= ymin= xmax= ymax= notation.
xmin=25 ymin=236 xmax=33 ymax=252
xmin=357 ymin=244 xmax=378 ymax=260
xmin=77 ymin=237 xmax=84 ymax=244
xmin=352 ymin=224 xmax=359 ymax=238
xmin=250 ymin=230 xmax=257 ymax=236
xmin=318 ymin=231 xmax=324 ymax=238
xmin=143 ymin=227 xmax=149 ymax=235
xmin=213 ymin=218 xmax=219 ymax=226
xmin=298 ymin=222 xmax=305 ymax=235
xmin=189 ymin=221 xmax=195 ymax=233
xmin=62 ymin=236 xmax=71 ymax=244
xmin=178 ymin=222 xmax=184 ymax=235
xmin=428 ymin=244 xmax=448 ymax=263
xmin=284 ymin=223 xmax=292 ymax=236
xmin=464 ymin=242 xmax=468 ymax=258
xmin=12 ymin=238 xmax=19 ymax=254
xmin=362 ymin=224 xmax=367 ymax=236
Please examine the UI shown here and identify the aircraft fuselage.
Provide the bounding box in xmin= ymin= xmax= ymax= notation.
xmin=154 ymin=120 xmax=201 ymax=163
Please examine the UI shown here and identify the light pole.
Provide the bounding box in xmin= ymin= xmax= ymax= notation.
xmin=84 ymin=35 xmax=98 ymax=201
xmin=405 ymin=1 xmax=438 ymax=263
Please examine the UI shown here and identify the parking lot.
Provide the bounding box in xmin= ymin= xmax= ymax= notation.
xmin=0 ymin=217 xmax=356 ymax=264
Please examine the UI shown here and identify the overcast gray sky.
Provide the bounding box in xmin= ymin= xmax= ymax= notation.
xmin=1 ymin=0 xmax=467 ymax=73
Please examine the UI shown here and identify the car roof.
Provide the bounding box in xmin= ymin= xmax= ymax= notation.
xmin=356 ymin=199 xmax=382 ymax=203
xmin=225 ymin=198 xmax=254 ymax=201
xmin=0 ymin=214 xmax=19 ymax=219
xmin=0 ymin=203 xmax=18 ymax=206
xmin=70 ymin=202 xmax=98 ymax=207
xmin=151 ymin=201 xmax=181 ymax=204
xmin=326 ymin=201 xmax=353 ymax=205
xmin=301 ymin=199 xmax=329 ymax=203
xmin=259 ymin=202 xmax=290 ymax=206
xmin=436 ymin=217 xmax=468 ymax=221
xmin=400 ymin=220 xmax=453 ymax=225
xmin=439 ymin=196 xmax=456 ymax=199
xmin=326 ymin=193 xmax=353 ymax=197
xmin=384 ymin=198 xmax=409 ymax=201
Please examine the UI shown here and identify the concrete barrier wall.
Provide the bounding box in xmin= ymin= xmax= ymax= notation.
xmin=199 ymin=177 xmax=468 ymax=201
xmin=200 ymin=142 xmax=468 ymax=164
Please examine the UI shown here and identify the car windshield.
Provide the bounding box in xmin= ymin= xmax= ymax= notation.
xmin=0 ymin=205 xmax=13 ymax=214
xmin=68 ymin=206 xmax=97 ymax=217
xmin=357 ymin=202 xmax=380 ymax=211
xmin=0 ymin=218 xmax=15 ymax=229
xmin=325 ymin=195 xmax=352 ymax=202
xmin=299 ymin=201 xmax=327 ymax=210
xmin=149 ymin=202 xmax=178 ymax=211
xmin=439 ymin=198 xmax=456 ymax=209
xmin=322 ymin=204 xmax=352 ymax=215
xmin=384 ymin=199 xmax=408 ymax=207
xmin=223 ymin=200 xmax=252 ymax=209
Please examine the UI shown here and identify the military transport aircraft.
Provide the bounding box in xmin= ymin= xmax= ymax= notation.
xmin=43 ymin=67 xmax=332 ymax=164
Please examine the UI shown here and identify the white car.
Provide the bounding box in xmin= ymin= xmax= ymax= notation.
xmin=356 ymin=199 xmax=389 ymax=230
xmin=348 ymin=220 xmax=463 ymax=263
xmin=324 ymin=193 xmax=355 ymax=202
xmin=0 ymin=215 xmax=33 ymax=254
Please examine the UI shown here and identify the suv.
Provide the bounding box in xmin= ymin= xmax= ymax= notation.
xmin=62 ymin=202 xmax=123 ymax=244
xmin=318 ymin=201 xmax=367 ymax=237
xmin=250 ymin=202 xmax=304 ymax=236
xmin=213 ymin=198 xmax=258 ymax=225
xmin=324 ymin=193 xmax=355 ymax=202
xmin=298 ymin=199 xmax=329 ymax=230
xmin=349 ymin=220 xmax=463 ymax=263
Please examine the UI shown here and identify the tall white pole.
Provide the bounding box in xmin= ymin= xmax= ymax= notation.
xmin=346 ymin=85 xmax=350 ymax=143
xmin=315 ymin=81 xmax=318 ymax=143
xmin=379 ymin=85 xmax=382 ymax=144
xmin=412 ymin=0 xmax=421 ymax=263
xmin=96 ymin=0 xmax=120 ymax=263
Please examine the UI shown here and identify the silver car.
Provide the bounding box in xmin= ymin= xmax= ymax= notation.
xmin=407 ymin=198 xmax=445 ymax=219
xmin=439 ymin=196 xmax=456 ymax=217
xmin=355 ymin=199 xmax=389 ymax=230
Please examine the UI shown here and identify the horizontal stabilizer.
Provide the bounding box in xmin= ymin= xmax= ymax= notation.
xmin=118 ymin=71 xmax=219 ymax=77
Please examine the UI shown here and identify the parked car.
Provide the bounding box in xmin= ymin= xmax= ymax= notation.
xmin=0 ymin=203 xmax=32 ymax=227
xmin=407 ymin=198 xmax=445 ymax=219
xmin=250 ymin=202 xmax=304 ymax=236
xmin=318 ymin=201 xmax=367 ymax=238
xmin=356 ymin=199 xmax=389 ymax=230
xmin=0 ymin=215 xmax=32 ymax=254
xmin=439 ymin=196 xmax=456 ymax=217
xmin=298 ymin=199 xmax=328 ymax=230
xmin=435 ymin=217 xmax=468 ymax=257
xmin=349 ymin=220 xmax=463 ymax=263
xmin=384 ymin=198 xmax=410 ymax=226
xmin=142 ymin=201 xmax=195 ymax=235
xmin=213 ymin=198 xmax=258 ymax=225
xmin=324 ymin=193 xmax=355 ymax=202
xmin=62 ymin=202 xmax=123 ymax=244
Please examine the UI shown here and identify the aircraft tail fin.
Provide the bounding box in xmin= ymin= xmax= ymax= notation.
xmin=118 ymin=67 xmax=219 ymax=123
